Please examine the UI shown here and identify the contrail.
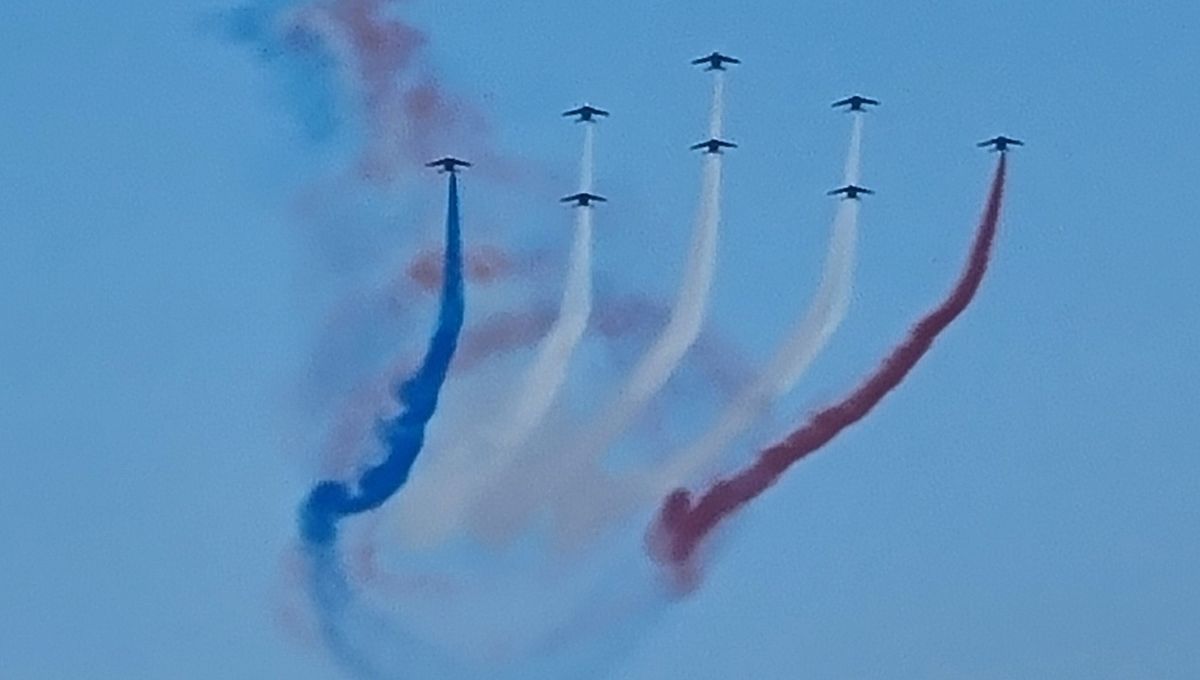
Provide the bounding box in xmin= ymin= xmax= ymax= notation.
xmin=298 ymin=172 xmax=465 ymax=674
xmin=392 ymin=124 xmax=597 ymax=546
xmin=643 ymin=112 xmax=866 ymax=501
xmin=648 ymin=155 xmax=1009 ymax=591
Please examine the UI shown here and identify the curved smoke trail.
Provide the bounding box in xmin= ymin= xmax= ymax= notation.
xmin=649 ymin=155 xmax=1009 ymax=591
xmin=646 ymin=112 xmax=865 ymax=497
xmin=392 ymin=124 xmax=597 ymax=546
xmin=551 ymin=113 xmax=866 ymax=543
xmin=475 ymin=72 xmax=728 ymax=539
xmin=493 ymin=123 xmax=595 ymax=452
xmin=464 ymin=73 xmax=728 ymax=544
xmin=588 ymin=72 xmax=725 ymax=450
xmin=298 ymin=173 xmax=465 ymax=675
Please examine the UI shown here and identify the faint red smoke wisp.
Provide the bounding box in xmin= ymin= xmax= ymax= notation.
xmin=308 ymin=0 xmax=524 ymax=183
xmin=406 ymin=244 xmax=517 ymax=292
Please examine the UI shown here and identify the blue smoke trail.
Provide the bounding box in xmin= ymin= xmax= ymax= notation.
xmin=301 ymin=173 xmax=464 ymax=545
xmin=213 ymin=1 xmax=343 ymax=142
xmin=295 ymin=174 xmax=465 ymax=678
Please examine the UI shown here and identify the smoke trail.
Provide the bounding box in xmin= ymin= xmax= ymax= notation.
xmin=223 ymin=0 xmax=518 ymax=184
xmin=462 ymin=74 xmax=729 ymax=543
xmin=566 ymin=73 xmax=726 ymax=470
xmin=592 ymin=71 xmax=725 ymax=444
xmin=213 ymin=1 xmax=344 ymax=142
xmin=494 ymin=123 xmax=596 ymax=451
xmin=641 ymin=112 xmax=865 ymax=501
xmin=390 ymin=124 xmax=597 ymax=546
xmin=301 ymin=173 xmax=463 ymax=543
xmin=324 ymin=292 xmax=752 ymax=485
xmin=649 ymin=155 xmax=1009 ymax=590
xmin=298 ymin=173 xmax=464 ymax=674
xmin=547 ymin=113 xmax=865 ymax=544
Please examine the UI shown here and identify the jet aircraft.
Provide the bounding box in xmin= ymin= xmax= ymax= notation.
xmin=977 ymin=136 xmax=1024 ymax=152
xmin=690 ymin=138 xmax=738 ymax=154
xmin=832 ymin=95 xmax=880 ymax=112
xmin=563 ymin=105 xmax=609 ymax=122
xmin=561 ymin=192 xmax=607 ymax=207
xmin=828 ymin=184 xmax=874 ymax=200
xmin=691 ymin=52 xmax=741 ymax=71
xmin=426 ymin=157 xmax=472 ymax=173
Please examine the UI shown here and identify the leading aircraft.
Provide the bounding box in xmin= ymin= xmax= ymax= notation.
xmin=832 ymin=94 xmax=880 ymax=112
xmin=828 ymin=184 xmax=874 ymax=200
xmin=426 ymin=157 xmax=472 ymax=173
xmin=691 ymin=52 xmax=741 ymax=71
xmin=977 ymin=136 xmax=1024 ymax=152
xmin=563 ymin=105 xmax=609 ymax=123
xmin=561 ymin=192 xmax=607 ymax=207
xmin=690 ymin=138 xmax=738 ymax=154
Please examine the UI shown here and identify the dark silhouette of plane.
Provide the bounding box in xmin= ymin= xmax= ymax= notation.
xmin=690 ymin=138 xmax=738 ymax=154
xmin=563 ymin=105 xmax=609 ymax=122
xmin=561 ymin=192 xmax=607 ymax=207
xmin=832 ymin=95 xmax=880 ymax=112
xmin=977 ymin=136 xmax=1024 ymax=152
xmin=691 ymin=52 xmax=741 ymax=71
xmin=828 ymin=184 xmax=874 ymax=200
xmin=426 ymin=157 xmax=472 ymax=173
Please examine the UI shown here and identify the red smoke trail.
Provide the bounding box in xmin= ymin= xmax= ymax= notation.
xmin=649 ymin=156 xmax=1009 ymax=590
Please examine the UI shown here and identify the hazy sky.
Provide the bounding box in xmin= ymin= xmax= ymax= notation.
xmin=3 ymin=1 xmax=1199 ymax=678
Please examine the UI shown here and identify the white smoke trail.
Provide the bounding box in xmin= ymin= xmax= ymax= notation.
xmin=845 ymin=113 xmax=863 ymax=185
xmin=709 ymin=72 xmax=725 ymax=139
xmin=554 ymin=112 xmax=867 ymax=543
xmin=589 ymin=160 xmax=720 ymax=448
xmin=467 ymin=73 xmax=729 ymax=544
xmin=494 ymin=123 xmax=595 ymax=451
xmin=576 ymin=72 xmax=726 ymax=455
xmin=390 ymin=123 xmax=597 ymax=547
xmin=580 ymin=121 xmax=595 ymax=194
xmin=644 ymin=112 xmax=865 ymax=493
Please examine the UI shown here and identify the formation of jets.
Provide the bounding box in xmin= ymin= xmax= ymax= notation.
xmin=428 ymin=52 xmax=1021 ymax=207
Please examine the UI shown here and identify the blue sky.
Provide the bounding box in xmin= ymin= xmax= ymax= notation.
xmin=2 ymin=1 xmax=1199 ymax=678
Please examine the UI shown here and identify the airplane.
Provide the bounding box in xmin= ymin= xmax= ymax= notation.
xmin=562 ymin=105 xmax=609 ymax=122
xmin=691 ymin=51 xmax=741 ymax=71
xmin=690 ymin=138 xmax=738 ymax=154
xmin=426 ymin=157 xmax=472 ymax=173
xmin=828 ymin=184 xmax=874 ymax=200
xmin=977 ymin=136 xmax=1024 ymax=152
xmin=832 ymin=94 xmax=880 ymax=112
xmin=561 ymin=192 xmax=607 ymax=207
